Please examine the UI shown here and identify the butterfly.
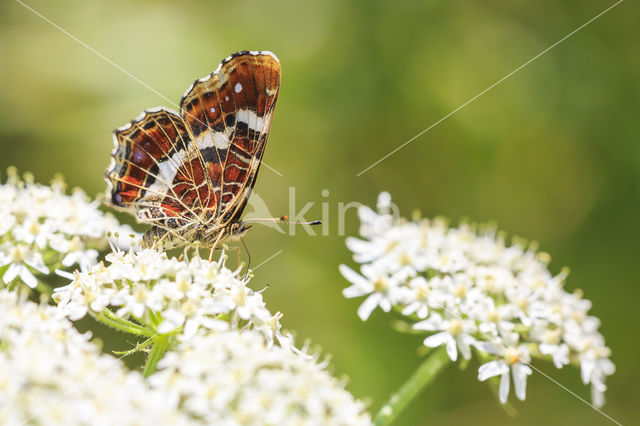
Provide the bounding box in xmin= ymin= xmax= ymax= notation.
xmin=106 ymin=51 xmax=287 ymax=251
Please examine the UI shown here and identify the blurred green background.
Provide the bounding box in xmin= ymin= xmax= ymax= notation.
xmin=1 ymin=0 xmax=638 ymax=424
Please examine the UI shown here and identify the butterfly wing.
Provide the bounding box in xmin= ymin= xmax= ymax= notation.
xmin=179 ymin=51 xmax=281 ymax=227
xmin=106 ymin=108 xmax=196 ymax=229
xmin=106 ymin=51 xmax=280 ymax=242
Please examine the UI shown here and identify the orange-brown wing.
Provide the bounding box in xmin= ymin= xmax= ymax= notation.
xmin=106 ymin=108 xmax=198 ymax=229
xmin=179 ymin=51 xmax=281 ymax=225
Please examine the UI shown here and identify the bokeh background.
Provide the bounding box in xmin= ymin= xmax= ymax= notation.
xmin=1 ymin=0 xmax=638 ymax=424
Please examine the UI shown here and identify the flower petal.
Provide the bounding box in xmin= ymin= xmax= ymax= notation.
xmin=357 ymin=293 xmax=381 ymax=321
xmin=2 ymin=263 xmax=19 ymax=284
xmin=512 ymin=363 xmax=532 ymax=401
xmin=424 ymin=332 xmax=458 ymax=361
xmin=478 ymin=360 xmax=508 ymax=382
xmin=473 ymin=341 xmax=502 ymax=356
xmin=340 ymin=265 xmax=372 ymax=298
xmin=457 ymin=334 xmax=473 ymax=360
xmin=19 ymin=266 xmax=38 ymax=288
xmin=445 ymin=337 xmax=459 ymax=362
xmin=499 ymin=370 xmax=510 ymax=403
xmin=423 ymin=331 xmax=449 ymax=347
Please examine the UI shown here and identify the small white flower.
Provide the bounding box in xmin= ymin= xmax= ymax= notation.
xmin=0 ymin=245 xmax=49 ymax=288
xmin=476 ymin=336 xmax=533 ymax=403
xmin=532 ymin=326 xmax=570 ymax=368
xmin=11 ymin=218 xmax=53 ymax=248
xmin=399 ymin=276 xmax=436 ymax=319
xmin=414 ymin=313 xmax=476 ymax=361
xmin=473 ymin=297 xmax=516 ymax=339
xmin=341 ymin=263 xmax=408 ymax=320
xmin=587 ymin=356 xmax=615 ymax=408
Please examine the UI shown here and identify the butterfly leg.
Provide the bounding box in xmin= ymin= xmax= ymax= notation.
xmin=142 ymin=226 xmax=168 ymax=249
xmin=208 ymin=231 xmax=225 ymax=262
xmin=154 ymin=229 xmax=175 ymax=251
xmin=142 ymin=226 xmax=182 ymax=252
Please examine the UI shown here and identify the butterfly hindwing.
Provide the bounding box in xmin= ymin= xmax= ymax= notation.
xmin=107 ymin=108 xmax=196 ymax=227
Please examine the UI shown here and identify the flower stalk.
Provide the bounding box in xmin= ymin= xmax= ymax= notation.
xmin=95 ymin=308 xmax=155 ymax=336
xmin=374 ymin=346 xmax=449 ymax=426
xmin=143 ymin=334 xmax=170 ymax=377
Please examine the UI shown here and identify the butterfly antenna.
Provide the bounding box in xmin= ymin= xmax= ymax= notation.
xmin=243 ymin=216 xmax=322 ymax=226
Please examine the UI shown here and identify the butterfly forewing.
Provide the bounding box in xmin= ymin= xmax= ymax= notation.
xmin=179 ymin=51 xmax=280 ymax=226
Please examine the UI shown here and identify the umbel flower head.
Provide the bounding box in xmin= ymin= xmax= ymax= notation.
xmin=0 ymin=289 xmax=191 ymax=425
xmin=341 ymin=192 xmax=615 ymax=407
xmin=149 ymin=329 xmax=372 ymax=425
xmin=54 ymin=247 xmax=294 ymax=349
xmin=0 ymin=167 xmax=134 ymax=291
xmin=51 ymin=247 xmax=372 ymax=424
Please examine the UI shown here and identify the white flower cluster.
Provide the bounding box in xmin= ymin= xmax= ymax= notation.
xmin=341 ymin=192 xmax=615 ymax=407
xmin=150 ymin=329 xmax=372 ymax=426
xmin=0 ymin=289 xmax=192 ymax=425
xmin=0 ymin=166 xmax=371 ymax=424
xmin=0 ymin=167 xmax=133 ymax=291
xmin=54 ymin=248 xmax=294 ymax=347
xmin=2 ymin=249 xmax=371 ymax=425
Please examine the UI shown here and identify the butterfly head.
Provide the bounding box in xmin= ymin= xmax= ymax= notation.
xmin=207 ymin=221 xmax=252 ymax=244
xmin=228 ymin=222 xmax=252 ymax=240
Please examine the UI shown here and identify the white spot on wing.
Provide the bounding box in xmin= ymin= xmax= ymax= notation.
xmin=158 ymin=158 xmax=179 ymax=183
xmin=143 ymin=149 xmax=187 ymax=200
xmin=194 ymin=126 xmax=232 ymax=152
xmin=236 ymin=109 xmax=265 ymax=132
xmin=195 ymin=132 xmax=214 ymax=149
xmin=210 ymin=107 xmax=216 ymax=113
xmin=234 ymin=83 xmax=242 ymax=93
xmin=213 ymin=132 xmax=230 ymax=149
xmin=180 ymin=51 xmax=279 ymax=108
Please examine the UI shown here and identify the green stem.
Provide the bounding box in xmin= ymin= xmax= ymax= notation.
xmin=143 ymin=335 xmax=169 ymax=377
xmin=95 ymin=309 xmax=155 ymax=336
xmin=148 ymin=309 xmax=161 ymax=327
xmin=102 ymin=308 xmax=152 ymax=332
xmin=374 ymin=346 xmax=449 ymax=426
xmin=35 ymin=279 xmax=53 ymax=296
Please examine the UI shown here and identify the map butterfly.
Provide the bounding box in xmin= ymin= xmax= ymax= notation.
xmin=106 ymin=51 xmax=288 ymax=250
